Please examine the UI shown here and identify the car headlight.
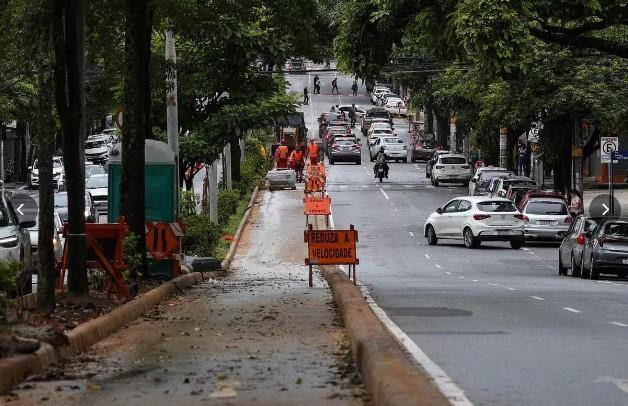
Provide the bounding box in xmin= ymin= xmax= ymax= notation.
xmin=0 ymin=236 xmax=19 ymax=248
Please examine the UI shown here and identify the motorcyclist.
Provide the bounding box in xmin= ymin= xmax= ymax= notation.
xmin=374 ymin=147 xmax=389 ymax=178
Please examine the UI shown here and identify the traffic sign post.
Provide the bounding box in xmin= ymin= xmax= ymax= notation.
xmin=304 ymin=224 xmax=359 ymax=287
xmin=601 ymin=137 xmax=619 ymax=216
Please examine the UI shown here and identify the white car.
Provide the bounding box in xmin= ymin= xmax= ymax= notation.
xmin=86 ymin=174 xmax=108 ymax=213
xmin=28 ymin=157 xmax=65 ymax=190
xmin=367 ymin=121 xmax=393 ymax=137
xmin=85 ymin=134 xmax=112 ymax=164
xmin=368 ymin=128 xmax=395 ymax=145
xmin=0 ymin=193 xmax=34 ymax=265
xmin=371 ymin=87 xmax=391 ymax=104
xmin=29 ymin=211 xmax=64 ymax=261
xmin=430 ymin=154 xmax=471 ymax=186
xmin=336 ymin=105 xmax=366 ymax=117
xmin=424 ymin=196 xmax=525 ymax=249
xmin=385 ymin=98 xmax=407 ymax=116
xmin=369 ymin=136 xmax=408 ymax=163
xmin=468 ymin=166 xmax=512 ymax=196
xmin=377 ymin=92 xmax=397 ymax=106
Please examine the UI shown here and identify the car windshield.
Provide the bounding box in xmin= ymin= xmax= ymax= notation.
xmin=383 ymin=138 xmax=403 ymax=144
xmin=54 ymin=193 xmax=68 ymax=208
xmin=85 ymin=165 xmax=105 ymax=177
xmin=374 ymin=130 xmax=393 ymax=134
xmin=87 ymin=176 xmax=108 ymax=189
xmin=477 ymin=201 xmax=517 ymax=212
xmin=53 ymin=160 xmax=63 ymax=168
xmin=527 ymin=201 xmax=567 ymax=215
xmin=505 ymin=180 xmax=534 ymax=186
xmin=440 ymin=157 xmax=466 ymax=164
xmin=367 ymin=111 xmax=389 ymax=119
xmin=604 ymin=222 xmax=628 ymax=237
xmin=480 ymin=171 xmax=510 ymax=180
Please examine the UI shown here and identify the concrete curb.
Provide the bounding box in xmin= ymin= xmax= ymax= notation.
xmin=314 ymin=217 xmax=449 ymax=405
xmin=0 ymin=272 xmax=205 ymax=394
xmin=221 ymin=185 xmax=259 ymax=270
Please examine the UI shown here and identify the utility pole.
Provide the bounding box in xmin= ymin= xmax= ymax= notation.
xmin=499 ymin=127 xmax=508 ymax=168
xmin=449 ymin=115 xmax=456 ymax=153
xmin=224 ymin=143 xmax=232 ymax=190
xmin=209 ymin=160 xmax=218 ymax=223
xmin=239 ymin=137 xmax=246 ymax=164
xmin=165 ymin=30 xmax=179 ymax=201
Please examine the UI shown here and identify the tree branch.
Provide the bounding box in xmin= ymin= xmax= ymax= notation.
xmin=529 ymin=27 xmax=628 ymax=58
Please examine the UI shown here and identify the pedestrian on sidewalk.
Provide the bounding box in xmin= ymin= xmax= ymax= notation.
xmin=331 ymin=77 xmax=339 ymax=94
xmin=517 ymin=142 xmax=527 ymax=176
xmin=351 ymin=80 xmax=358 ymax=96
xmin=275 ymin=139 xmax=289 ymax=169
xmin=303 ymin=87 xmax=309 ymax=105
xmin=307 ymin=138 xmax=320 ymax=165
xmin=567 ymin=189 xmax=584 ymax=218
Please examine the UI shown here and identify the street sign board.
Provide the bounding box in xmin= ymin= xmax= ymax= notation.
xmin=601 ymin=137 xmax=619 ymax=163
xmin=305 ymin=227 xmax=358 ymax=265
xmin=304 ymin=196 xmax=331 ymax=216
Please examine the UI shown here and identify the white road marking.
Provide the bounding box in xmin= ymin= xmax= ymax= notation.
xmin=612 ymin=283 xmax=623 ymax=286
xmin=426 ymin=185 xmax=435 ymax=189
xmin=425 ymin=254 xmax=430 ymax=259
xmin=521 ymin=247 xmax=530 ymax=251
xmin=595 ymin=376 xmax=628 ymax=396
xmin=394 ymin=208 xmax=399 ymax=212
xmin=435 ymin=264 xmax=442 ymax=269
xmin=530 ymin=296 xmax=545 ymax=301
xmin=408 ymin=231 xmax=414 ymax=237
xmin=459 ymin=276 xmax=465 ymax=279
xmin=506 ymin=287 xmax=517 ymax=291
xmin=379 ymin=188 xmax=390 ymax=200
xmin=404 ymin=184 xmax=412 ymax=188
xmin=610 ymin=322 xmax=628 ymax=327
xmin=339 ymin=185 xmax=348 ymax=189
xmin=361 ymin=185 xmax=368 ymax=188
xmin=444 ymin=271 xmax=451 ymax=275
xmin=472 ymin=279 xmax=478 ymax=282
xmin=562 ymin=307 xmax=581 ymax=313
xmin=358 ymin=284 xmax=474 ymax=405
xmin=488 ymin=283 xmax=500 ymax=286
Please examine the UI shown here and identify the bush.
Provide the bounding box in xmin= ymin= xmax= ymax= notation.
xmin=218 ymin=189 xmax=240 ymax=226
xmin=181 ymin=215 xmax=223 ymax=256
xmin=0 ymin=261 xmax=19 ymax=294
xmin=179 ymin=190 xmax=200 ymax=216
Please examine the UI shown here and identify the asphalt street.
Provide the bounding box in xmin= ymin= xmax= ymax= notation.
xmin=287 ymin=69 xmax=628 ymax=406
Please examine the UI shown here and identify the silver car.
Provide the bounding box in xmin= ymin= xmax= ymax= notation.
xmin=0 ymin=193 xmax=34 ymax=265
xmin=86 ymin=174 xmax=109 ymax=213
xmin=558 ymin=216 xmax=600 ymax=276
xmin=581 ymin=220 xmax=628 ymax=279
xmin=29 ymin=211 xmax=64 ymax=261
xmin=329 ymin=137 xmax=362 ymax=165
xmin=520 ymin=197 xmax=571 ymax=241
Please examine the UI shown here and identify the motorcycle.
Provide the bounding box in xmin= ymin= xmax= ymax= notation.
xmin=376 ymin=164 xmax=386 ymax=183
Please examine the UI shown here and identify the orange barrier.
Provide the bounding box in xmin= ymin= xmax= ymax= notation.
xmin=304 ymin=224 xmax=359 ymax=286
xmin=304 ymin=196 xmax=331 ymax=226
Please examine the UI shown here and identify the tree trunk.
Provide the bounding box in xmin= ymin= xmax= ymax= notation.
xmin=230 ymin=141 xmax=241 ymax=183
xmin=52 ymin=0 xmax=88 ymax=295
xmin=35 ymin=12 xmax=57 ymax=311
xmin=121 ymin=0 xmax=153 ymax=276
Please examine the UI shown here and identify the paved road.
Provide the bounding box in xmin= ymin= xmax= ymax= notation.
xmin=287 ymin=71 xmax=628 ymax=406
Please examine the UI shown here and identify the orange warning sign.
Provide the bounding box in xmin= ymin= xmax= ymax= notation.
xmin=305 ymin=163 xmax=326 ymax=193
xmin=306 ymin=163 xmax=326 ymax=179
xmin=304 ymin=227 xmax=358 ymax=265
xmin=304 ymin=196 xmax=331 ymax=216
xmin=145 ymin=222 xmax=182 ymax=261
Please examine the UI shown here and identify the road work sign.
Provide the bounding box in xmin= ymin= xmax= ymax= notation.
xmin=601 ymin=137 xmax=619 ymax=163
xmin=304 ymin=226 xmax=358 ymax=266
xmin=305 ymin=163 xmax=326 ymax=193
xmin=304 ymin=196 xmax=331 ymax=216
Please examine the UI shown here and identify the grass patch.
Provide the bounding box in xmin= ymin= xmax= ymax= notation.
xmin=214 ymin=190 xmax=253 ymax=259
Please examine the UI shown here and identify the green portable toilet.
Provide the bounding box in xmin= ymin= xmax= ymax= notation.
xmin=108 ymin=140 xmax=178 ymax=280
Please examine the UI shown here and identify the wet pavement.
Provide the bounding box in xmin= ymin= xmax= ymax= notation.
xmin=2 ymin=188 xmax=368 ymax=405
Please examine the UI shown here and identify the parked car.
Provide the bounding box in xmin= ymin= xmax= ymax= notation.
xmin=85 ymin=164 xmax=106 ymax=180
xmin=430 ymin=154 xmax=472 ymax=186
xmin=517 ymin=191 xmax=570 ymax=241
xmin=506 ymin=184 xmax=543 ymax=207
xmin=581 ymin=219 xmax=628 ymax=279
xmin=424 ymin=196 xmax=525 ymax=249
xmin=0 ymin=192 xmax=34 ymax=265
xmin=367 ymin=122 xmax=393 ymax=138
xmin=384 ymin=98 xmax=407 ymax=116
xmin=336 ymin=105 xmax=366 ymax=117
xmin=28 ymin=156 xmax=65 ymax=189
xmin=85 ymin=134 xmax=111 ymax=164
xmin=361 ymin=107 xmax=391 ymax=135
xmin=411 ymin=138 xmax=436 ymax=162
xmin=29 ymin=211 xmax=64 ymax=261
xmin=54 ymin=192 xmax=97 ymax=223
xmin=558 ymin=216 xmax=600 ymax=276
xmin=425 ymin=150 xmax=452 ymax=179
xmin=376 ymin=92 xmax=397 ymax=106
xmin=369 ymin=137 xmax=408 ymax=162
xmin=329 ymin=137 xmax=362 ymax=165
xmin=488 ymin=176 xmax=536 ymax=197
xmin=86 ymin=174 xmax=108 ymax=213
xmin=468 ymin=167 xmax=513 ymax=196
xmin=371 ymin=88 xmax=391 ymax=104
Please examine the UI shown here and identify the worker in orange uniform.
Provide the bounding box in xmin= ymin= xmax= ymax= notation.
xmin=289 ymin=145 xmax=305 ymax=182
xmin=275 ymin=139 xmax=289 ymax=169
xmin=307 ymin=138 xmax=320 ymax=166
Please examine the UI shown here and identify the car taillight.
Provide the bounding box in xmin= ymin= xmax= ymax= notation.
xmin=473 ymin=214 xmax=491 ymax=220
xmin=576 ymin=234 xmax=586 ymax=245
xmin=514 ymin=214 xmax=525 ymax=220
xmin=435 ymin=165 xmax=444 ymax=169
xmin=564 ymin=216 xmax=573 ymax=224
xmin=331 ymin=144 xmax=338 ymax=150
xmin=352 ymin=144 xmax=360 ymax=150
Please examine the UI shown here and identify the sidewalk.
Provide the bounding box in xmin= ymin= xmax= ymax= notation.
xmin=2 ymin=189 xmax=368 ymax=405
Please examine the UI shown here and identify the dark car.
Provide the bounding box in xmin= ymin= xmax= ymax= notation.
xmin=287 ymin=58 xmax=306 ymax=74
xmin=54 ymin=192 xmax=97 ymax=223
xmin=411 ymin=138 xmax=436 ymax=162
xmin=558 ymin=216 xmax=600 ymax=276
xmin=329 ymin=137 xmax=361 ymax=165
xmin=581 ymin=219 xmax=628 ymax=279
xmin=318 ymin=113 xmax=342 ymax=136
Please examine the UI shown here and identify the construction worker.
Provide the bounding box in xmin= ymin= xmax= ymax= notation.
xmin=307 ymin=138 xmax=320 ymax=166
xmin=289 ymin=145 xmax=305 ymax=182
xmin=275 ymin=139 xmax=289 ymax=169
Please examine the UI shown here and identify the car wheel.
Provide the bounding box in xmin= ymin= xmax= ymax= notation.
xmin=426 ymin=225 xmax=438 ymax=245
xmin=330 ymin=159 xmax=335 ymax=165
xmin=463 ymin=227 xmax=480 ymax=249
xmin=558 ymin=252 xmax=566 ymax=276
xmin=510 ymin=240 xmax=523 ymax=249
xmin=402 ymin=158 xmax=408 ymax=163
xmin=463 ymin=181 xmax=469 ymax=187
xmin=356 ymin=160 xmax=361 ymax=165
xmin=589 ymin=256 xmax=599 ymax=280
xmin=432 ymin=177 xmax=439 ymax=187
xmin=571 ymin=254 xmax=582 ymax=278
xmin=426 ymin=170 xmax=430 ymax=178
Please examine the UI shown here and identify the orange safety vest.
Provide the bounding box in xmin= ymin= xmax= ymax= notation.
xmin=308 ymin=143 xmax=319 ymax=157
xmin=276 ymin=145 xmax=289 ymax=159
xmin=290 ymin=150 xmax=304 ymax=163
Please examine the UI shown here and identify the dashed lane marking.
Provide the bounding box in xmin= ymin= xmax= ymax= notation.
xmin=426 ymin=185 xmax=435 ymax=188
xmin=394 ymin=208 xmax=399 ymax=212
xmin=472 ymin=279 xmax=479 ymax=282
xmin=435 ymin=264 xmax=442 ymax=269
xmin=506 ymin=287 xmax=517 ymax=291
xmin=610 ymin=322 xmax=628 ymax=327
xmin=459 ymin=276 xmax=465 ymax=279
xmin=522 ymin=247 xmax=530 ymax=251
xmin=488 ymin=283 xmax=500 ymax=286
xmin=562 ymin=307 xmax=581 ymax=313
xmin=339 ymin=185 xmax=348 ymax=189
xmin=530 ymin=296 xmax=545 ymax=301
xmin=425 ymin=254 xmax=430 ymax=259
xmin=379 ymin=188 xmax=390 ymax=200
xmin=445 ymin=271 xmax=451 ymax=275
xmin=408 ymin=231 xmax=414 ymax=237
